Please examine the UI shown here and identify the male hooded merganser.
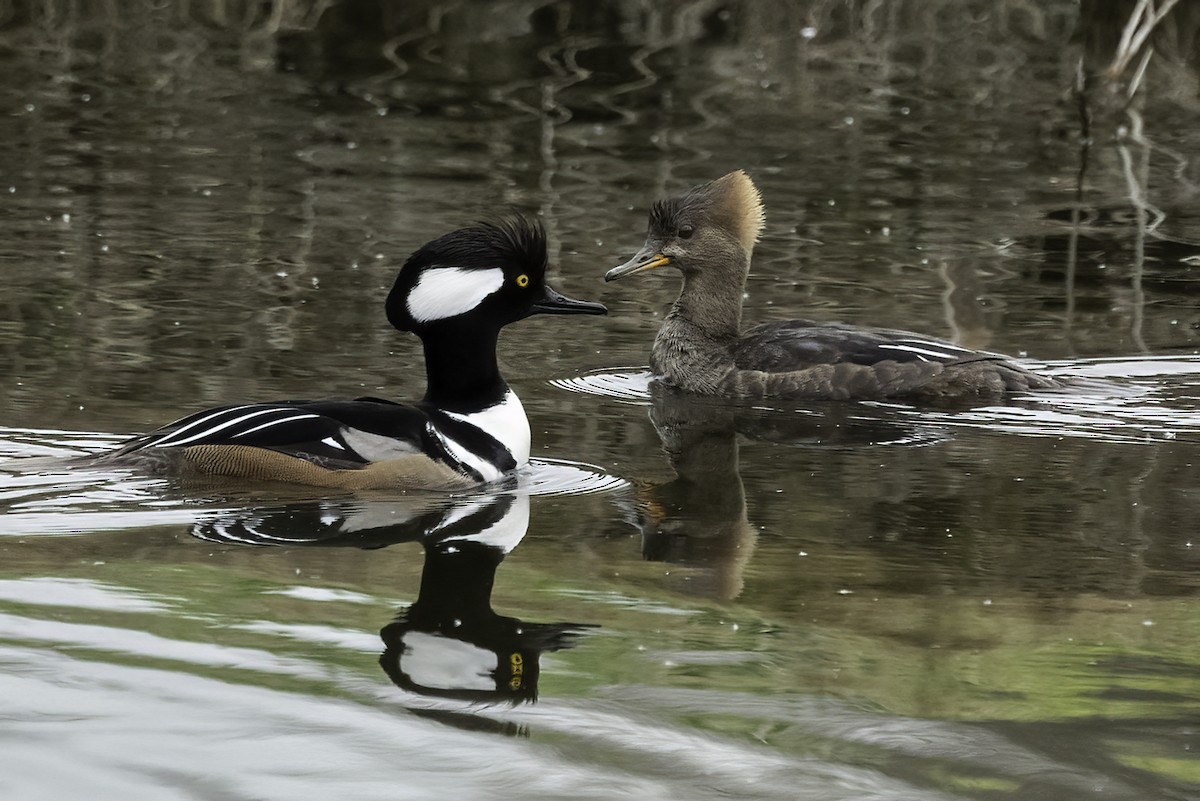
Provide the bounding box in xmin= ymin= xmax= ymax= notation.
xmin=605 ymin=171 xmax=1064 ymax=400
xmin=105 ymin=218 xmax=606 ymax=489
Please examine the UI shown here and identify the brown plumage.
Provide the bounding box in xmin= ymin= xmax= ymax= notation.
xmin=175 ymin=445 xmax=475 ymax=490
xmin=606 ymin=170 xmax=1065 ymax=401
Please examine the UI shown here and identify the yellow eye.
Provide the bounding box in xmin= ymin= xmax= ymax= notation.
xmin=516 ymin=274 xmax=529 ymax=287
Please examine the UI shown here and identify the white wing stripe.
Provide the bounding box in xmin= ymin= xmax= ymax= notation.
xmin=878 ymin=343 xmax=957 ymax=361
xmin=896 ymin=339 xmax=974 ymax=353
xmin=157 ymin=408 xmax=304 ymax=447
xmin=227 ymin=413 xmax=321 ymax=440
xmin=152 ymin=405 xmax=261 ymax=445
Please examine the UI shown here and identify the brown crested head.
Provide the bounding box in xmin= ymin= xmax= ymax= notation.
xmin=606 ymin=170 xmax=765 ymax=284
xmin=652 ymin=170 xmax=764 ymax=251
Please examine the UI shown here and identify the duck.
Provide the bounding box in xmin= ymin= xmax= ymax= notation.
xmin=103 ymin=218 xmax=606 ymax=489
xmin=605 ymin=170 xmax=1065 ymax=400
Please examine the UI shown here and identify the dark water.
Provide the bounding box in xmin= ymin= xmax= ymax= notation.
xmin=3 ymin=2 xmax=1200 ymax=799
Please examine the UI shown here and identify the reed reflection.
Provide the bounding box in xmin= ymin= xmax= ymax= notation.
xmin=193 ymin=492 xmax=594 ymax=704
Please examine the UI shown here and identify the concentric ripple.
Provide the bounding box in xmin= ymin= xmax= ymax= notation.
xmin=521 ymin=458 xmax=628 ymax=496
xmin=550 ymin=368 xmax=653 ymax=403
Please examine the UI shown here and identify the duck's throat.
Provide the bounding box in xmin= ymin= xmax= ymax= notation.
xmin=670 ymin=266 xmax=746 ymax=341
xmin=420 ymin=328 xmax=508 ymax=412
xmin=650 ymin=315 xmax=737 ymax=393
xmin=648 ymin=265 xmax=749 ymax=392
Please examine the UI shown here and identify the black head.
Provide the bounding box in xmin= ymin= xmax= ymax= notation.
xmin=605 ymin=170 xmax=765 ymax=283
xmin=387 ymin=218 xmax=606 ymax=335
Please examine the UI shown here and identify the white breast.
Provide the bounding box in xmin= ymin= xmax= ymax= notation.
xmin=443 ymin=390 xmax=531 ymax=469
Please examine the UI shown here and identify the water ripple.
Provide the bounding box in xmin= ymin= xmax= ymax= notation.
xmin=550 ymin=368 xmax=654 ymax=404
xmin=0 ymin=426 xmax=626 ymax=538
xmin=522 ymin=458 xmax=629 ymax=496
xmin=555 ymin=358 xmax=1200 ymax=446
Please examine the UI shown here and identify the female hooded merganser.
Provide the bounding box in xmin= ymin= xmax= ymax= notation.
xmin=105 ymin=218 xmax=606 ymax=489
xmin=605 ymin=171 xmax=1064 ymax=400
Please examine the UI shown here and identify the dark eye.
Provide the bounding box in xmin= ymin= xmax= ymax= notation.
xmin=678 ymin=224 xmax=695 ymax=239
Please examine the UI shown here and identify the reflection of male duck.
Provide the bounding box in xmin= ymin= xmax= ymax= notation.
xmin=194 ymin=492 xmax=593 ymax=703
xmin=380 ymin=495 xmax=593 ymax=703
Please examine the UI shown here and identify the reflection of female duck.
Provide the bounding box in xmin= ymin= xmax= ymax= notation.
xmin=633 ymin=387 xmax=932 ymax=601
xmin=632 ymin=393 xmax=757 ymax=603
xmin=193 ymin=492 xmax=593 ymax=703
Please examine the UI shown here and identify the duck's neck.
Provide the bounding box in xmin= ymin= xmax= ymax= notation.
xmin=648 ymin=249 xmax=751 ymax=392
xmin=419 ymin=327 xmax=509 ymax=412
xmin=667 ymin=251 xmax=749 ymax=342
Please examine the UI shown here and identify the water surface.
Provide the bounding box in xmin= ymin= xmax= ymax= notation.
xmin=2 ymin=2 xmax=1200 ymax=799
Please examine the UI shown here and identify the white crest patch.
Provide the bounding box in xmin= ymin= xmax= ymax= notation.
xmin=407 ymin=267 xmax=504 ymax=323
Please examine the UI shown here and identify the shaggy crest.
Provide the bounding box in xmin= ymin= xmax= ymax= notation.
xmin=650 ymin=170 xmax=764 ymax=249
xmin=387 ymin=217 xmax=548 ymax=331
xmin=406 ymin=217 xmax=548 ymax=279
